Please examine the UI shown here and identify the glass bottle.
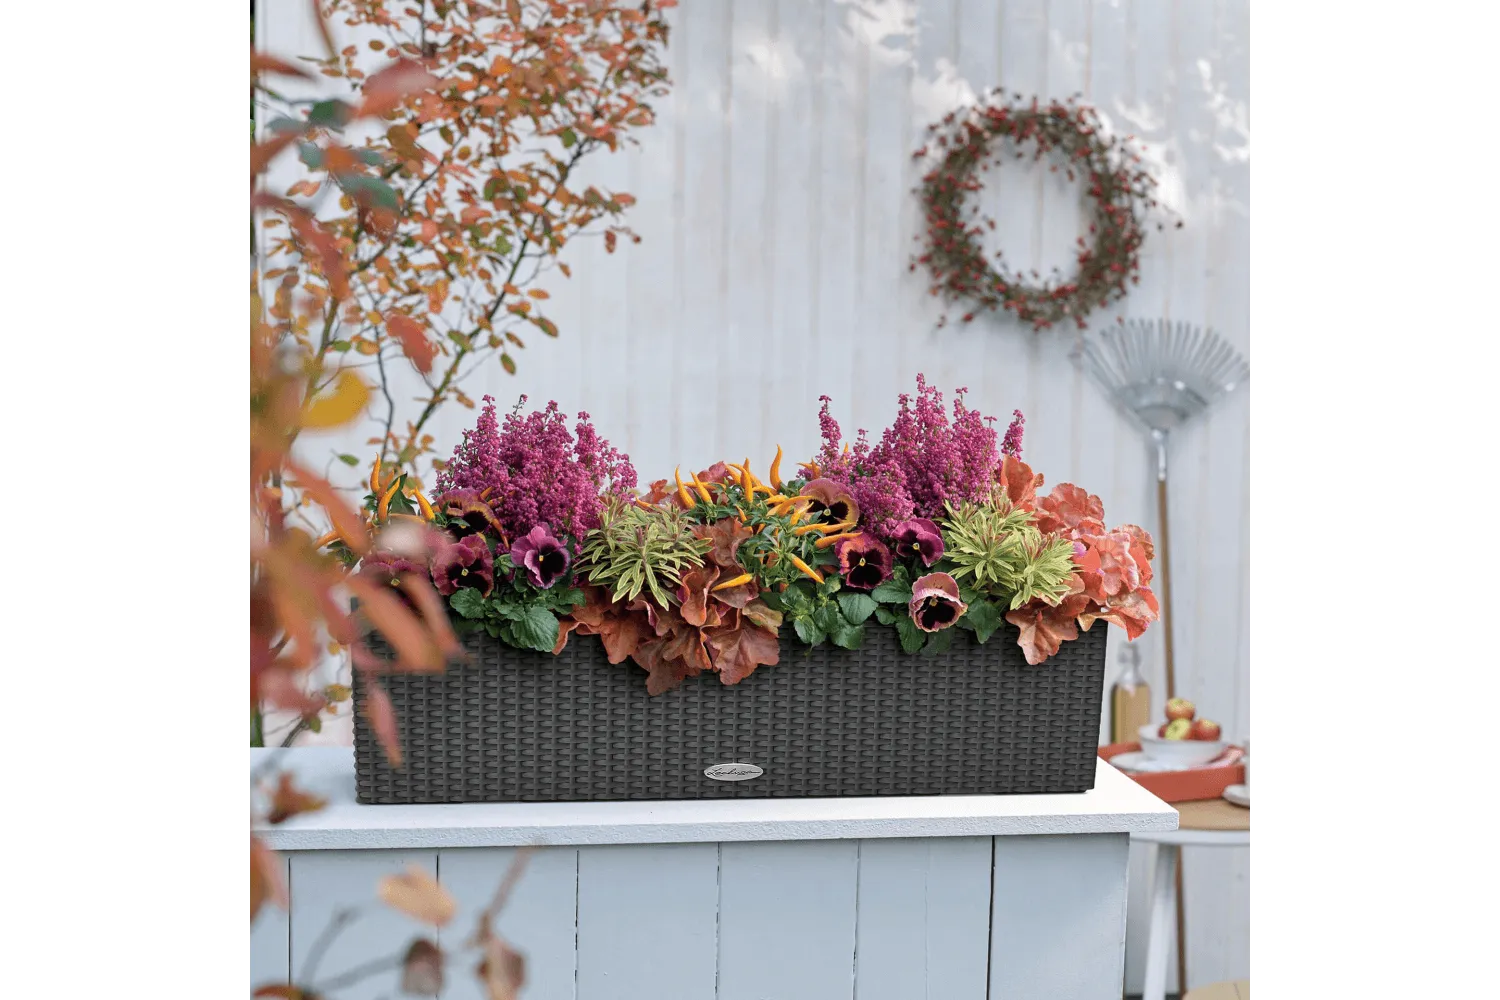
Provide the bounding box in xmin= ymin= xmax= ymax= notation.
xmin=1110 ymin=644 xmax=1151 ymax=745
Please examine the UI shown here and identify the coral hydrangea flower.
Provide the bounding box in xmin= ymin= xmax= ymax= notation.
xmin=908 ymin=572 xmax=968 ymax=632
xmin=431 ymin=534 xmax=494 ymax=597
xmin=891 ymin=518 xmax=945 ymax=566
xmin=799 ymin=478 xmax=861 ymax=524
xmin=510 ymin=524 xmax=571 ymax=589
xmin=833 ymin=533 xmax=891 ymax=591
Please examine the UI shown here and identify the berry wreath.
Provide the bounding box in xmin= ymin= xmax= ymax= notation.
xmin=911 ymin=91 xmax=1178 ymax=332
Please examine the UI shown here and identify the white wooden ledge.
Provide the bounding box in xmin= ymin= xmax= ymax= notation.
xmin=251 ymin=747 xmax=1176 ymax=850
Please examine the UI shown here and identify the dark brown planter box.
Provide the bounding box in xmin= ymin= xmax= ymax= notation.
xmin=353 ymin=623 xmax=1107 ymax=803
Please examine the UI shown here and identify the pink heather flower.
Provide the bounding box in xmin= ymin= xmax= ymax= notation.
xmin=866 ymin=376 xmax=998 ymax=518
xmin=1001 ymin=409 xmax=1025 ymax=458
xmin=909 ymin=572 xmax=967 ymax=632
xmin=435 ymin=396 xmax=637 ymax=543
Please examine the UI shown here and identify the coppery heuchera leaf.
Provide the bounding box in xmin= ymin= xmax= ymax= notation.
xmin=400 ymin=938 xmax=446 ymax=997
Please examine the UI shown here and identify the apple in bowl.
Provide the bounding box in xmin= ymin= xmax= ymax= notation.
xmin=1138 ymin=721 xmax=1226 ymax=766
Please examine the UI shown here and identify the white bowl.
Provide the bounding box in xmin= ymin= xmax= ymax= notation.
xmin=1137 ymin=723 xmax=1227 ymax=766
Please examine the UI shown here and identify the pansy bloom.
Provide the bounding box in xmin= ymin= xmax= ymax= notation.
xmin=799 ymin=478 xmax=861 ymax=525
xmin=833 ymin=533 xmax=891 ymax=591
xmin=909 ymin=572 xmax=967 ymax=632
xmin=431 ymin=533 xmax=495 ymax=597
xmin=358 ymin=553 xmax=427 ymax=611
xmin=891 ymin=518 xmax=944 ymax=567
xmin=434 ymin=488 xmax=506 ymax=540
xmin=510 ymin=524 xmax=571 ymax=590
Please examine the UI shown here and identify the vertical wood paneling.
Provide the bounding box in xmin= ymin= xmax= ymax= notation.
xmin=812 ymin=5 xmax=859 ymax=434
xmin=265 ymin=0 xmax=1249 ymax=988
xmin=289 ymin=850 xmax=438 ymax=1000
xmin=250 ymin=850 xmax=291 ymax=991
xmin=438 ymin=847 xmax=579 ymax=1000
xmin=717 ymin=840 xmax=860 ymax=1000
xmin=853 ymin=837 xmax=994 ymax=1000
xmin=575 ymin=844 xmax=718 ymax=999
xmin=989 ymin=833 xmax=1131 ymax=1000
xmin=679 ymin=2 xmax=732 ymax=469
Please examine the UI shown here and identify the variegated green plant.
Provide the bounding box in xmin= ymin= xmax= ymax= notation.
xmin=578 ymin=499 xmax=711 ymax=608
xmin=941 ymin=501 xmax=1077 ymax=610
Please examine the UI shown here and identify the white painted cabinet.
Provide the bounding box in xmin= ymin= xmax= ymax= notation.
xmin=252 ymin=748 xmax=1175 ymax=999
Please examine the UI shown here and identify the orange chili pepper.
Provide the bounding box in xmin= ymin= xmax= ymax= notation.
xmin=711 ymin=572 xmax=755 ymax=592
xmin=793 ymin=522 xmax=838 ymax=536
xmin=814 ymin=531 xmax=860 ymax=549
xmin=413 ymin=490 xmax=436 ymax=520
xmin=789 ymin=555 xmax=824 ymax=584
xmin=674 ymin=467 xmax=695 ymax=508
xmin=806 ymin=461 xmax=821 ymax=477
xmin=690 ymin=473 xmax=713 ymax=505
xmin=769 ymin=445 xmax=784 ymax=489
xmin=479 ymin=486 xmax=494 ymax=501
xmin=633 ymin=499 xmax=657 ymax=511
xmin=313 ymin=529 xmax=341 ymax=549
xmin=741 ymin=464 xmax=753 ymax=497
xmin=376 ymin=477 xmax=402 ymax=521
xmin=368 ymin=456 xmax=382 ymax=496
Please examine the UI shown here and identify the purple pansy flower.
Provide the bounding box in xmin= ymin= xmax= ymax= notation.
xmin=359 ymin=552 xmax=427 ymax=611
xmin=510 ymin=524 xmax=571 ymax=590
xmin=833 ymin=533 xmax=892 ymax=591
xmin=434 ymin=488 xmax=506 ymax=540
xmin=891 ymin=518 xmax=945 ymax=567
xmin=431 ymin=534 xmax=495 ymax=596
xmin=799 ymin=478 xmax=861 ymax=525
xmin=909 ymin=572 xmax=968 ymax=632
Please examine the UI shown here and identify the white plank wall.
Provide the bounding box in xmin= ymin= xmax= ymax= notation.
xmin=258 ymin=0 xmax=1250 ymax=991
xmin=253 ymin=836 xmax=1133 ymax=999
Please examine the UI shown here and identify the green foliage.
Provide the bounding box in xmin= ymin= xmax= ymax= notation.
xmin=941 ymin=502 xmax=1075 ymax=610
xmin=578 ymin=500 xmax=709 ymax=607
xmin=447 ymin=577 xmax=584 ymax=654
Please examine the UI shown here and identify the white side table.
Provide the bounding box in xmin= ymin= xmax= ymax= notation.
xmin=1133 ymin=798 xmax=1250 ymax=1000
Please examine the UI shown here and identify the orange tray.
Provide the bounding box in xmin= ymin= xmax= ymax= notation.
xmin=1098 ymin=741 xmax=1245 ymax=804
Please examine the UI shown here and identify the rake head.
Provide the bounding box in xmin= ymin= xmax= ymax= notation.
xmin=1072 ymin=319 xmax=1249 ymax=434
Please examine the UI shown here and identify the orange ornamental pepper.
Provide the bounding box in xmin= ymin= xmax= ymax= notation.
xmin=690 ymin=473 xmax=713 ymax=505
xmin=377 ymin=477 xmax=402 ymax=521
xmin=413 ymin=490 xmax=436 ymax=521
xmin=789 ymin=555 xmax=824 ymax=584
xmin=313 ymin=529 xmax=341 ymax=549
xmin=741 ymin=464 xmax=754 ymax=497
xmin=806 ymin=461 xmax=821 ymax=477
xmin=814 ymin=531 xmax=859 ymax=549
xmin=479 ymin=486 xmax=495 ymax=501
xmin=368 ymin=456 xmax=382 ymax=496
xmin=787 ymin=505 xmax=805 ymax=527
xmin=674 ymin=467 xmax=695 ymax=508
xmin=711 ymin=573 xmax=755 ymax=592
xmin=792 ymin=522 xmax=838 ymax=536
xmin=769 ymin=445 xmax=784 ymax=489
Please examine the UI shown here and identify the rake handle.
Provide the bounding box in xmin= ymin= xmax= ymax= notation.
xmin=1156 ymin=475 xmax=1177 ymax=700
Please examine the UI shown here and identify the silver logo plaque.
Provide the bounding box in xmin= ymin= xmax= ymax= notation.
xmin=703 ymin=763 xmax=764 ymax=782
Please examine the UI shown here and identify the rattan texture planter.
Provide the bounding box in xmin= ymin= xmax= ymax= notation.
xmin=353 ymin=623 xmax=1107 ymax=803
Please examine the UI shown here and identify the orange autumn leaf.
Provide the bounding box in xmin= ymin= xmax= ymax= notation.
xmin=265 ymin=773 xmax=327 ymax=825
xmin=251 ymin=836 xmax=286 ymax=921
xmin=363 ymin=680 xmax=403 ymax=767
xmin=379 ymin=865 xmax=455 ymax=927
xmin=706 ymin=613 xmax=780 ymax=685
xmin=386 ymin=311 xmax=436 ymax=373
xmin=251 ymin=52 xmax=313 ymax=79
xmin=401 ymin=939 xmax=446 ymax=996
xmin=1035 ymin=483 xmax=1106 ymax=537
xmin=358 ymin=58 xmax=441 ymax=119
xmin=996 ymin=453 xmax=1042 ymax=509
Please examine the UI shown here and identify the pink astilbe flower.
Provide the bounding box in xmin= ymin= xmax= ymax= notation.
xmin=1000 ymin=409 xmax=1025 ymax=458
xmin=436 ymin=395 xmax=637 ymax=543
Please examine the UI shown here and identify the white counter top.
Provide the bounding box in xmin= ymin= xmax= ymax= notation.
xmin=252 ymin=747 xmax=1176 ymax=850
